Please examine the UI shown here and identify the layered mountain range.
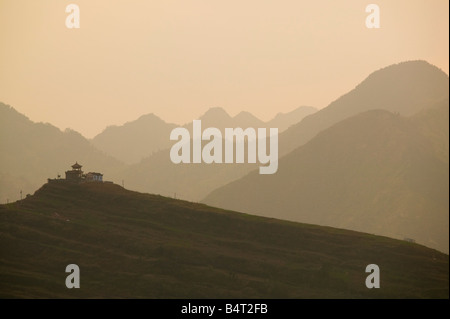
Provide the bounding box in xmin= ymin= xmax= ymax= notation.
xmin=1 ymin=60 xmax=448 ymax=253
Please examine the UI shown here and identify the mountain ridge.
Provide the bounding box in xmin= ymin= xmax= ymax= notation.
xmin=91 ymin=112 xmax=177 ymax=164
xmin=278 ymin=60 xmax=449 ymax=157
xmin=122 ymin=60 xmax=449 ymax=202
xmin=203 ymin=104 xmax=449 ymax=254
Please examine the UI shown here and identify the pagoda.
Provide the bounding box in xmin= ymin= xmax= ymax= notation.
xmin=65 ymin=162 xmax=83 ymax=181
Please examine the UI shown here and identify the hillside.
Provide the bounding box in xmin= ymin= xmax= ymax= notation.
xmin=203 ymin=106 xmax=449 ymax=254
xmin=279 ymin=60 xmax=449 ymax=156
xmin=0 ymin=181 xmax=448 ymax=298
xmin=0 ymin=103 xmax=125 ymax=203
xmin=411 ymin=99 xmax=449 ymax=163
xmin=268 ymin=106 xmax=317 ymax=132
xmin=91 ymin=113 xmax=177 ymax=164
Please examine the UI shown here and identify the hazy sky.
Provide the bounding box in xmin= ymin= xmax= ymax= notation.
xmin=0 ymin=0 xmax=448 ymax=138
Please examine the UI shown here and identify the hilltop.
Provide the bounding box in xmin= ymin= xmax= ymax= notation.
xmin=0 ymin=181 xmax=448 ymax=298
xmin=0 ymin=103 xmax=124 ymax=203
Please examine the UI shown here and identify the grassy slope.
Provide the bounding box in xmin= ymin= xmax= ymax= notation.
xmin=0 ymin=182 xmax=448 ymax=298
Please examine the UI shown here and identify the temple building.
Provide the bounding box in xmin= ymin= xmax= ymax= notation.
xmin=65 ymin=162 xmax=83 ymax=181
xmin=63 ymin=162 xmax=104 ymax=183
xmin=86 ymin=172 xmax=103 ymax=182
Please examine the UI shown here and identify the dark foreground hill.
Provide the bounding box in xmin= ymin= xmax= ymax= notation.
xmin=0 ymin=182 xmax=448 ymax=298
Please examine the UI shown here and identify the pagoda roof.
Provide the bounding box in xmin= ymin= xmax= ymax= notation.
xmin=71 ymin=162 xmax=82 ymax=169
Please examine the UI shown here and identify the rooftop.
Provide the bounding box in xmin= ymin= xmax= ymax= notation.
xmin=71 ymin=162 xmax=82 ymax=169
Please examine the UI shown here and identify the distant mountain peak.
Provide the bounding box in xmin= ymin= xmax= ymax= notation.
xmin=91 ymin=110 xmax=177 ymax=164
xmin=356 ymin=60 xmax=449 ymax=92
xmin=136 ymin=113 xmax=164 ymax=122
xmin=200 ymin=107 xmax=231 ymax=120
xmin=277 ymin=60 xmax=449 ymax=158
xmin=233 ymin=111 xmax=263 ymax=123
xmin=235 ymin=110 xmax=256 ymax=117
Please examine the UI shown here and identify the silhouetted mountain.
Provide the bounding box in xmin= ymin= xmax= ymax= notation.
xmin=268 ymin=106 xmax=317 ymax=131
xmin=91 ymin=113 xmax=177 ymax=164
xmin=1 ymin=181 xmax=447 ymax=298
xmin=234 ymin=111 xmax=265 ymax=129
xmin=91 ymin=108 xmax=274 ymax=166
xmin=184 ymin=107 xmax=265 ymax=132
xmin=0 ymin=103 xmax=125 ymax=203
xmin=122 ymin=108 xmax=274 ymax=201
xmin=279 ymin=61 xmax=449 ymax=156
xmin=203 ymin=106 xmax=449 ymax=254
xmin=188 ymin=106 xmax=316 ymax=132
xmin=123 ymin=61 xmax=449 ymax=202
xmin=198 ymin=107 xmax=235 ymax=128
